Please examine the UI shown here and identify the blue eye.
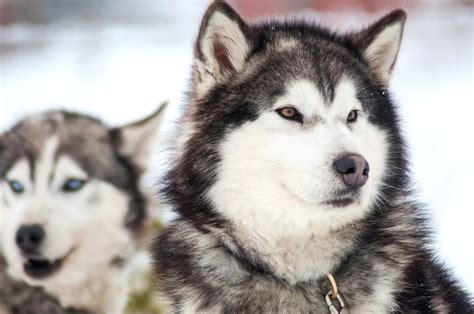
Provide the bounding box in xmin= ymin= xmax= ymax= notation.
xmin=8 ymin=180 xmax=25 ymax=194
xmin=63 ymin=179 xmax=86 ymax=192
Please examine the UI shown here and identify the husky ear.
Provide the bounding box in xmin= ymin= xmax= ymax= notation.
xmin=194 ymin=1 xmax=251 ymax=95
xmin=0 ymin=134 xmax=5 ymax=177
xmin=0 ymin=133 xmax=3 ymax=161
xmin=353 ymin=9 xmax=406 ymax=87
xmin=111 ymin=103 xmax=167 ymax=174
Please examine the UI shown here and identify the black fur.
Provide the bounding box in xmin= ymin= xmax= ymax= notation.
xmin=0 ymin=110 xmax=149 ymax=313
xmin=0 ymin=110 xmax=147 ymax=234
xmin=0 ymin=257 xmax=90 ymax=314
xmin=152 ymin=2 xmax=473 ymax=312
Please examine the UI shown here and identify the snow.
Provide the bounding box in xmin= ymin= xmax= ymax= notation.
xmin=0 ymin=3 xmax=473 ymax=292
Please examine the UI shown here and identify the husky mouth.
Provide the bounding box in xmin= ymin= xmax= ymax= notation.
xmin=324 ymin=197 xmax=355 ymax=207
xmin=282 ymin=183 xmax=361 ymax=207
xmin=24 ymin=257 xmax=63 ymax=279
xmin=23 ymin=248 xmax=76 ymax=279
xmin=324 ymin=188 xmax=361 ymax=207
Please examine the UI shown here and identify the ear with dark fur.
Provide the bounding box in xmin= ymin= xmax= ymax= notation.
xmin=0 ymin=133 xmax=4 ymax=172
xmin=194 ymin=1 xmax=251 ymax=96
xmin=0 ymin=133 xmax=6 ymax=179
xmin=111 ymin=102 xmax=167 ymax=174
xmin=352 ymin=9 xmax=407 ymax=87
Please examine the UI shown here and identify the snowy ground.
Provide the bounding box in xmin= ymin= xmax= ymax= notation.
xmin=0 ymin=2 xmax=473 ymax=292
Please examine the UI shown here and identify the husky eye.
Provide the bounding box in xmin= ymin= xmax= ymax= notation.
xmin=8 ymin=180 xmax=25 ymax=194
xmin=276 ymin=106 xmax=303 ymax=123
xmin=63 ymin=179 xmax=86 ymax=192
xmin=346 ymin=110 xmax=359 ymax=124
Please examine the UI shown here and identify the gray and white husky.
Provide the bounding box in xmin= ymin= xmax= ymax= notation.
xmin=152 ymin=2 xmax=473 ymax=313
xmin=0 ymin=105 xmax=165 ymax=313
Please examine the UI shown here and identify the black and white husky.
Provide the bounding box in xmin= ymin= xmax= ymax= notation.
xmin=0 ymin=105 xmax=165 ymax=313
xmin=152 ymin=2 xmax=473 ymax=313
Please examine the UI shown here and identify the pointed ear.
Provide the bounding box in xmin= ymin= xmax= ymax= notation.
xmin=0 ymin=133 xmax=4 ymax=160
xmin=353 ymin=9 xmax=407 ymax=87
xmin=111 ymin=102 xmax=167 ymax=174
xmin=194 ymin=1 xmax=251 ymax=96
xmin=0 ymin=133 xmax=6 ymax=177
xmin=0 ymin=133 xmax=4 ymax=157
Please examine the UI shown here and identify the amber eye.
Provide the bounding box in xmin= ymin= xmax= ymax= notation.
xmin=346 ymin=110 xmax=359 ymax=123
xmin=276 ymin=106 xmax=303 ymax=123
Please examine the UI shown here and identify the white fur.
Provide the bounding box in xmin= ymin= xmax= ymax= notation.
xmin=208 ymin=78 xmax=389 ymax=283
xmin=1 ymin=137 xmax=135 ymax=313
xmin=363 ymin=22 xmax=403 ymax=85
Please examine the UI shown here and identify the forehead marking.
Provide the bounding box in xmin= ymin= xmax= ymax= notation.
xmin=5 ymin=158 xmax=29 ymax=181
xmin=35 ymin=136 xmax=59 ymax=193
xmin=278 ymin=79 xmax=326 ymax=117
xmin=276 ymin=78 xmax=361 ymax=121
xmin=331 ymin=78 xmax=362 ymax=112
xmin=4 ymin=159 xmax=30 ymax=204
xmin=53 ymin=155 xmax=88 ymax=184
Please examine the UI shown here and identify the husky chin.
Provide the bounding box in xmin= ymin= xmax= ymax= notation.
xmin=152 ymin=2 xmax=472 ymax=312
xmin=0 ymin=105 xmax=165 ymax=313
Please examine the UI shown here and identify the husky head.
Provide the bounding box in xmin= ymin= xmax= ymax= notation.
xmin=166 ymin=1 xmax=408 ymax=270
xmin=0 ymin=105 xmax=165 ymax=309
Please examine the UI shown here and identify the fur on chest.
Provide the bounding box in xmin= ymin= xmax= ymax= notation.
xmin=227 ymin=224 xmax=358 ymax=284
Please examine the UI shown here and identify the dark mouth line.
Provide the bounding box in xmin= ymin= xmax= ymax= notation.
xmin=24 ymin=256 xmax=63 ymax=279
xmin=324 ymin=198 xmax=355 ymax=207
xmin=333 ymin=187 xmax=361 ymax=198
xmin=281 ymin=182 xmax=362 ymax=208
xmin=23 ymin=247 xmax=76 ymax=279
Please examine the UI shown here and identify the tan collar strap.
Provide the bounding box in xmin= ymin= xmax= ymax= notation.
xmin=326 ymin=273 xmax=338 ymax=300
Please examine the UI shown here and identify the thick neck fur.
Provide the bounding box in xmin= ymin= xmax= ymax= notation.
xmin=212 ymin=213 xmax=361 ymax=285
xmin=199 ymin=186 xmax=411 ymax=286
xmin=43 ymin=264 xmax=130 ymax=313
xmin=0 ymin=256 xmax=130 ymax=313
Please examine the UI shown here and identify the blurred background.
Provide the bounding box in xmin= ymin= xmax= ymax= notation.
xmin=0 ymin=0 xmax=473 ymax=311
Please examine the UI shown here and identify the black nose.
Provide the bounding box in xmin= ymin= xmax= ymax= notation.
xmin=334 ymin=154 xmax=370 ymax=188
xmin=16 ymin=224 xmax=45 ymax=254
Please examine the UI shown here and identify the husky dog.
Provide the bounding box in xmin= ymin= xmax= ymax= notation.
xmin=0 ymin=105 xmax=165 ymax=314
xmin=152 ymin=2 xmax=472 ymax=313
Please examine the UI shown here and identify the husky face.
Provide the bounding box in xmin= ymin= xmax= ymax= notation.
xmin=209 ymin=76 xmax=391 ymax=230
xmin=165 ymin=3 xmax=407 ymax=280
xmin=1 ymin=138 xmax=133 ymax=284
xmin=0 ymin=107 xmax=164 ymax=310
xmin=154 ymin=5 xmax=474 ymax=311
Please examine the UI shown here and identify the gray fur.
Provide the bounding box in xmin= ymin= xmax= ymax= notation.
xmin=0 ymin=107 xmax=164 ymax=313
xmin=152 ymin=2 xmax=473 ymax=313
xmin=1 ymin=111 xmax=131 ymax=194
xmin=0 ymin=257 xmax=89 ymax=314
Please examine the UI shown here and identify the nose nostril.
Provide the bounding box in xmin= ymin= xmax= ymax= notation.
xmin=363 ymin=161 xmax=370 ymax=176
xmin=334 ymin=156 xmax=358 ymax=175
xmin=31 ymin=234 xmax=40 ymax=244
xmin=346 ymin=167 xmax=356 ymax=174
